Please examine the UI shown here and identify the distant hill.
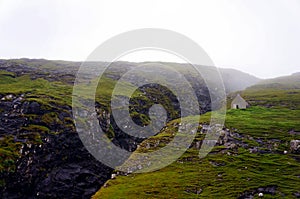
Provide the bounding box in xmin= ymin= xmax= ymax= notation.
xmin=219 ymin=68 xmax=261 ymax=93
xmin=249 ymin=72 xmax=300 ymax=90
xmin=236 ymin=72 xmax=300 ymax=110
xmin=0 ymin=59 xmax=261 ymax=94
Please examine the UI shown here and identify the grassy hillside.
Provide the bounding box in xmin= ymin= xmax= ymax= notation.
xmin=0 ymin=70 xmax=72 ymax=107
xmin=227 ymin=72 xmax=300 ymax=110
xmin=0 ymin=59 xmax=299 ymax=198
xmin=94 ymin=86 xmax=300 ymax=198
xmin=253 ymin=72 xmax=300 ymax=90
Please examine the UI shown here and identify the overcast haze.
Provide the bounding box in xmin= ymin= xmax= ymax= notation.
xmin=0 ymin=0 xmax=299 ymax=78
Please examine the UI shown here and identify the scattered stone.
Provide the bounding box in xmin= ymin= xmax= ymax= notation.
xmin=111 ymin=173 xmax=116 ymax=179
xmin=294 ymin=192 xmax=300 ymax=198
xmin=197 ymin=188 xmax=203 ymax=195
xmin=290 ymin=140 xmax=300 ymax=153
xmin=209 ymin=161 xmax=226 ymax=167
xmin=238 ymin=186 xmax=277 ymax=199
xmin=289 ymin=130 xmax=300 ymax=135
xmin=185 ymin=187 xmax=202 ymax=195
xmin=1 ymin=94 xmax=14 ymax=101
xmin=225 ymin=143 xmax=236 ymax=149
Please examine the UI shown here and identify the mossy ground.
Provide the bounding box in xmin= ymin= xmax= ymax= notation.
xmin=0 ymin=136 xmax=22 ymax=173
xmin=95 ymin=149 xmax=300 ymax=198
xmin=94 ymin=89 xmax=300 ymax=198
xmin=0 ymin=72 xmax=72 ymax=107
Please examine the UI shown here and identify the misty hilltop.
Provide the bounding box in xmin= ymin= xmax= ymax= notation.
xmin=250 ymin=72 xmax=300 ymax=90
xmin=0 ymin=58 xmax=261 ymax=93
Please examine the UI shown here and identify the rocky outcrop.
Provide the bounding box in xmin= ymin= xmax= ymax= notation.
xmin=0 ymin=91 xmax=193 ymax=198
xmin=0 ymin=59 xmax=216 ymax=198
xmin=0 ymin=94 xmax=114 ymax=199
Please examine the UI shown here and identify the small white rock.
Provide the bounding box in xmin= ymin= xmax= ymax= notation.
xmin=111 ymin=173 xmax=116 ymax=179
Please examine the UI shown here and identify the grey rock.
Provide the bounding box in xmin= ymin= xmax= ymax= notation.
xmin=290 ymin=140 xmax=300 ymax=153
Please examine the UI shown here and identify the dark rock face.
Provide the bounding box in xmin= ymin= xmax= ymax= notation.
xmin=0 ymin=95 xmax=113 ymax=199
xmin=0 ymin=94 xmax=27 ymax=135
xmin=0 ymin=93 xmax=184 ymax=198
xmin=26 ymin=102 xmax=41 ymax=114
xmin=3 ymin=134 xmax=113 ymax=199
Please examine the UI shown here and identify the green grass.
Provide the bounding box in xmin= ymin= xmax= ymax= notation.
xmin=0 ymin=70 xmax=119 ymax=109
xmin=0 ymin=70 xmax=139 ymax=110
xmin=41 ymin=112 xmax=62 ymax=126
xmin=224 ymin=107 xmax=300 ymax=141
xmin=0 ymin=136 xmax=22 ymax=173
xmin=0 ymin=73 xmax=72 ymax=108
xmin=21 ymin=124 xmax=50 ymax=133
xmin=243 ymin=89 xmax=300 ymax=110
xmin=94 ymin=105 xmax=300 ymax=198
xmin=94 ymin=146 xmax=300 ymax=198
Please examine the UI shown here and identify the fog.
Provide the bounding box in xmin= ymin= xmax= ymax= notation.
xmin=0 ymin=0 xmax=299 ymax=78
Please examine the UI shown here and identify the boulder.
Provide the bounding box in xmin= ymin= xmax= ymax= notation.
xmin=21 ymin=101 xmax=42 ymax=114
xmin=28 ymin=101 xmax=41 ymax=114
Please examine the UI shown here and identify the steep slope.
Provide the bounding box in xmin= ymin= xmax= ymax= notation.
xmin=0 ymin=59 xmax=210 ymax=198
xmin=94 ymin=79 xmax=300 ymax=198
xmin=0 ymin=73 xmax=115 ymax=198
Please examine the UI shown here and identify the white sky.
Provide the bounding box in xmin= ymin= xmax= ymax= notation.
xmin=0 ymin=0 xmax=299 ymax=78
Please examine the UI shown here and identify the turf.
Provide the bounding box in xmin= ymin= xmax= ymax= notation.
xmin=93 ymin=89 xmax=300 ymax=198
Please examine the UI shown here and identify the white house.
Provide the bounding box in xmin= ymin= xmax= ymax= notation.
xmin=231 ymin=94 xmax=249 ymax=109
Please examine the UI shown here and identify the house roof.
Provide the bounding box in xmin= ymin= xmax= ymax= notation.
xmin=231 ymin=94 xmax=248 ymax=105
